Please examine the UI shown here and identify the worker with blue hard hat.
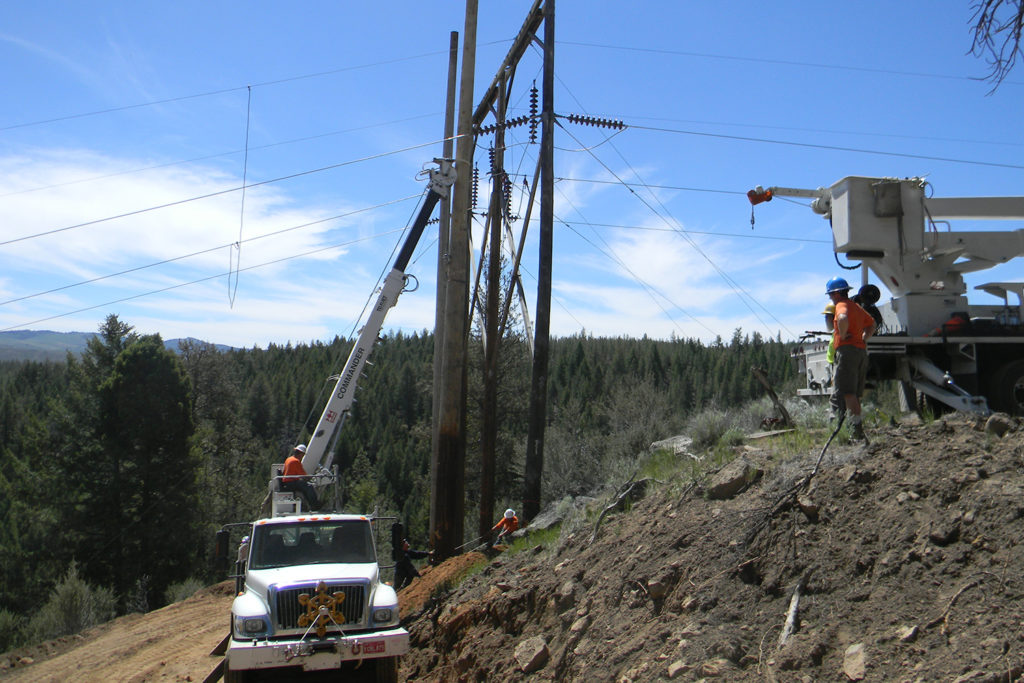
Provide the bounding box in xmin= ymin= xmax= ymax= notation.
xmin=825 ymin=277 xmax=875 ymax=441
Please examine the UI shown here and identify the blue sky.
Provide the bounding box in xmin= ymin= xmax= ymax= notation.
xmin=1 ymin=1 xmax=1022 ymax=348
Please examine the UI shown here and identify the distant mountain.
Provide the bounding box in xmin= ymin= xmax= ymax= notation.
xmin=0 ymin=330 xmax=234 ymax=362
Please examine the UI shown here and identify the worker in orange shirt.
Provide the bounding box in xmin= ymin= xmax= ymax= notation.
xmin=280 ymin=444 xmax=321 ymax=511
xmin=489 ymin=508 xmax=519 ymax=547
xmin=826 ymin=277 xmax=876 ymax=441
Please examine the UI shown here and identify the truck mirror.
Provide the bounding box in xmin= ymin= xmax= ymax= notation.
xmin=214 ymin=529 xmax=230 ymax=572
xmin=390 ymin=522 xmax=404 ymax=562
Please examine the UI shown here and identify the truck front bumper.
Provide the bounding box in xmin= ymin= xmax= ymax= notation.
xmin=227 ymin=627 xmax=408 ymax=672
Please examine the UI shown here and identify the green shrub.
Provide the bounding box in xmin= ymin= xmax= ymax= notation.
xmin=638 ymin=448 xmax=684 ymax=481
xmin=25 ymin=563 xmax=115 ymax=643
xmin=0 ymin=608 xmax=23 ymax=653
xmin=686 ymin=408 xmax=732 ymax=451
xmin=164 ymin=577 xmax=206 ymax=604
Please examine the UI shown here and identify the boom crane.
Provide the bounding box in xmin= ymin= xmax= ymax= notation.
xmin=300 ymin=158 xmax=456 ymax=483
xmin=750 ymin=175 xmax=1024 ymax=416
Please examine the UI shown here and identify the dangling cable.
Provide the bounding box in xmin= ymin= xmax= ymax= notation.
xmin=229 ymin=85 xmax=252 ymax=307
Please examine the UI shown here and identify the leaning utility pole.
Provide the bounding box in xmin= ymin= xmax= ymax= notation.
xmin=522 ymin=0 xmax=554 ymax=523
xmin=478 ymin=69 xmax=508 ymax=540
xmin=431 ymin=1 xmax=477 ymax=561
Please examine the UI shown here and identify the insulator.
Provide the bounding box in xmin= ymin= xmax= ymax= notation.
xmin=564 ymin=113 xmax=625 ymax=130
xmin=476 ymin=116 xmax=530 ymax=135
xmin=472 ymin=165 xmax=479 ymax=210
xmin=488 ymin=145 xmax=496 ymax=176
xmin=504 ymin=176 xmax=513 ymax=219
xmin=529 ymin=83 xmax=539 ymax=143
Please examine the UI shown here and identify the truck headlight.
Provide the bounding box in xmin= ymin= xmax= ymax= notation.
xmin=372 ymin=607 xmax=393 ymax=624
xmin=234 ymin=615 xmax=270 ymax=637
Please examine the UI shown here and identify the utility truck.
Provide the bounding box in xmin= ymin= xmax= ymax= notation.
xmin=748 ymin=176 xmax=1024 ymax=416
xmin=214 ymin=159 xmax=455 ymax=682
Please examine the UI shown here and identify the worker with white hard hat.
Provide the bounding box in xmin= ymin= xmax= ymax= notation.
xmin=279 ymin=444 xmax=321 ymax=511
xmin=489 ymin=508 xmax=519 ymax=548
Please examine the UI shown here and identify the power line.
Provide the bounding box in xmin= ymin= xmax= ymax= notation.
xmin=618 ymin=113 xmax=1024 ymax=149
xmin=0 ymin=113 xmax=441 ymax=199
xmin=0 ymin=195 xmax=420 ymax=307
xmin=627 ymin=123 xmax=1024 ymax=171
xmin=557 ymin=219 xmax=830 ymax=244
xmin=556 ymin=177 xmax=742 ymax=197
xmin=1 ymin=226 xmax=410 ymax=332
xmin=0 ymin=42 xmax=509 ymax=133
xmin=0 ymin=137 xmax=452 ymax=247
xmin=556 ymin=120 xmax=795 ymax=339
xmin=559 ymin=40 xmax=1022 ymax=86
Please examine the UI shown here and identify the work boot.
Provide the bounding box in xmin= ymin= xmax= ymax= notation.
xmin=850 ymin=421 xmax=866 ymax=442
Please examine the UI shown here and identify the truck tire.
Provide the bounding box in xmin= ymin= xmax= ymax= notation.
xmin=374 ymin=656 xmax=399 ymax=683
xmin=990 ymin=359 xmax=1024 ymax=415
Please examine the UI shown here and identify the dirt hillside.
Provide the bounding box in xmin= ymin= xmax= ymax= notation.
xmin=401 ymin=414 xmax=1024 ymax=682
xmin=3 ymin=413 xmax=1023 ymax=682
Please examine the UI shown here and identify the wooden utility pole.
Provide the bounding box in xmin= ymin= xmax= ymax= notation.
xmin=431 ymin=31 xmax=459 ymax=514
xmin=478 ymin=69 xmax=508 ymax=540
xmin=522 ymin=0 xmax=554 ymax=523
xmin=431 ymin=1 xmax=477 ymax=560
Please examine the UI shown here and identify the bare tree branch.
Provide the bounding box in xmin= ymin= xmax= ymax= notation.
xmin=969 ymin=0 xmax=1024 ymax=92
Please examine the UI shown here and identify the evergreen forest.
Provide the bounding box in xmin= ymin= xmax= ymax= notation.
xmin=0 ymin=314 xmax=794 ymax=646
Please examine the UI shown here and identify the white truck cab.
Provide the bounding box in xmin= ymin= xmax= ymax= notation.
xmin=224 ymin=513 xmax=405 ymax=682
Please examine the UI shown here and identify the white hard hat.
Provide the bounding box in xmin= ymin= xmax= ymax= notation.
xmin=294 ymin=444 xmax=307 ymax=453
xmin=504 ymin=508 xmax=515 ymax=519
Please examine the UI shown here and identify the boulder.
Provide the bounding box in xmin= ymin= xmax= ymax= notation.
xmin=514 ymin=635 xmax=549 ymax=673
xmin=842 ymin=642 xmax=866 ymax=680
xmin=706 ymin=457 xmax=762 ymax=500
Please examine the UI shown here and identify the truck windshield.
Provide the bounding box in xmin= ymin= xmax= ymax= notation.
xmin=249 ymin=520 xmax=375 ymax=569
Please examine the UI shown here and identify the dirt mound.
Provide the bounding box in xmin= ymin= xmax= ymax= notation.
xmin=399 ymin=552 xmax=489 ymax=621
xmin=400 ymin=415 xmax=1024 ymax=681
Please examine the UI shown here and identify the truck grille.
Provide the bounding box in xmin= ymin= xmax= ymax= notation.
xmin=273 ymin=583 xmax=366 ymax=629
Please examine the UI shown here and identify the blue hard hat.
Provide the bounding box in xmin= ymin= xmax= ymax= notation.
xmin=826 ymin=277 xmax=850 ymax=294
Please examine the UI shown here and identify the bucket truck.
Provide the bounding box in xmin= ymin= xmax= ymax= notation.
xmin=213 ymin=159 xmax=455 ymax=683
xmin=748 ymin=176 xmax=1024 ymax=416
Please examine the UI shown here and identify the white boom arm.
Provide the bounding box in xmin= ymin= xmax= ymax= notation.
xmin=300 ymin=159 xmax=456 ymax=477
xmin=749 ymin=176 xmax=1024 ymax=299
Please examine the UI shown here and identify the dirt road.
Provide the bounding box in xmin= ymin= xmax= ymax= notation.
xmin=0 ymin=582 xmax=234 ymax=683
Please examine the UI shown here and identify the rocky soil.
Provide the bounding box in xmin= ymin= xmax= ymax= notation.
xmin=401 ymin=414 xmax=1024 ymax=682
xmin=3 ymin=413 xmax=1023 ymax=682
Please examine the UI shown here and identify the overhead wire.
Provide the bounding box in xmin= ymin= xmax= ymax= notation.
xmin=0 ymin=136 xmax=458 ymax=247
xmin=0 ymin=225 xmax=410 ymax=332
xmin=558 ymin=40 xmax=1024 ymax=86
xmin=229 ymin=85 xmax=253 ymax=308
xmin=0 ymin=194 xmax=421 ymax=307
xmin=0 ymin=112 xmax=441 ymax=199
xmin=556 ymin=219 xmax=831 ymax=244
xmin=627 ymin=123 xmax=1024 ymax=171
xmin=516 ymin=144 xmax=716 ymax=337
xmin=7 ymin=35 xmax=1019 ymax=343
xmin=475 ymin=49 xmax=707 ymax=338
xmin=0 ymin=41 xmax=510 ymax=133
xmin=545 ymin=46 xmax=798 ymax=338
xmin=555 ymin=118 xmax=794 ymax=339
